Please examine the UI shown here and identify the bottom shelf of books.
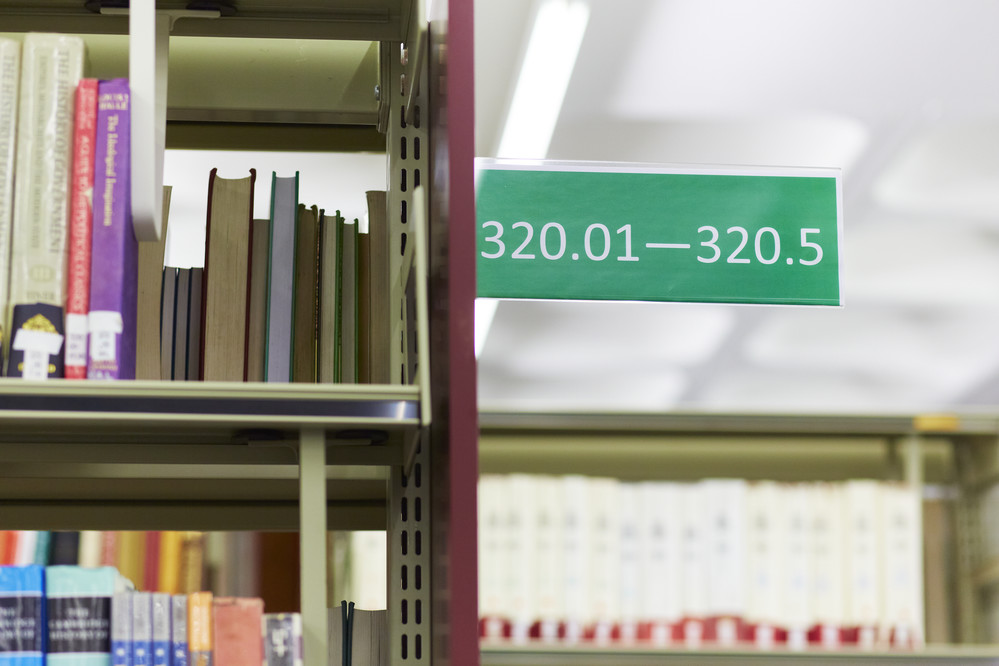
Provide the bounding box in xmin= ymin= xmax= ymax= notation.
xmin=0 ymin=529 xmax=391 ymax=665
xmin=475 ymin=412 xmax=999 ymax=663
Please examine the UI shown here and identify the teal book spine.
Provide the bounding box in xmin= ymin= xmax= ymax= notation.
xmin=45 ymin=566 xmax=132 ymax=666
xmin=0 ymin=565 xmax=45 ymax=666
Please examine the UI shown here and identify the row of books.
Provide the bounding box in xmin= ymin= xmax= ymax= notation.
xmin=164 ymin=180 xmax=399 ymax=384
xmin=0 ymin=565 xmax=387 ymax=666
xmin=0 ymin=531 xmax=205 ymax=596
xmin=0 ymin=34 xmax=409 ymax=383
xmin=478 ymin=475 xmax=924 ymax=651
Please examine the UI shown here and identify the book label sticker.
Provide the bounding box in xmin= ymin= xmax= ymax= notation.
xmin=65 ymin=312 xmax=89 ymax=367
xmin=89 ymin=310 xmax=124 ymax=362
xmin=12 ymin=327 xmax=64 ymax=380
xmin=475 ymin=159 xmax=843 ymax=306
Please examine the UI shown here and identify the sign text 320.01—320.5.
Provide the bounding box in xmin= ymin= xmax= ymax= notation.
xmin=475 ymin=160 xmax=843 ymax=307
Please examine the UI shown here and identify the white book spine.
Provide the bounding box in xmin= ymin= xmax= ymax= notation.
xmin=780 ymin=483 xmax=813 ymax=650
xmin=133 ymin=590 xmax=153 ymax=664
xmin=0 ymin=38 xmax=18 ymax=349
xmin=506 ymin=474 xmax=537 ymax=643
xmin=532 ymin=475 xmax=564 ymax=642
xmin=679 ymin=482 xmax=707 ymax=647
xmin=704 ymin=478 xmax=746 ymax=645
xmin=811 ymin=483 xmax=845 ymax=648
xmin=880 ymin=483 xmax=924 ymax=648
xmin=562 ymin=475 xmax=592 ymax=644
xmin=13 ymin=530 xmax=38 ymax=566
xmin=478 ymin=475 xmax=509 ymax=639
xmin=618 ymin=482 xmax=642 ymax=644
xmin=640 ymin=481 xmax=682 ymax=645
xmin=350 ymin=530 xmax=388 ymax=610
xmin=588 ymin=477 xmax=621 ymax=645
xmin=9 ymin=33 xmax=84 ymax=307
xmin=78 ymin=530 xmax=104 ymax=568
xmin=745 ymin=481 xmax=781 ymax=648
xmin=844 ymin=480 xmax=882 ymax=649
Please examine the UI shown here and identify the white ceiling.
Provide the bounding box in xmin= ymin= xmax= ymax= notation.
xmin=473 ymin=0 xmax=999 ymax=413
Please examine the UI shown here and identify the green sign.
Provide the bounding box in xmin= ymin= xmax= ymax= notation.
xmin=475 ymin=160 xmax=842 ymax=306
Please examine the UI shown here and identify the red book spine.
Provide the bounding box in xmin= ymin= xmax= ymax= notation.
xmin=1 ymin=530 xmax=18 ymax=565
xmin=101 ymin=530 xmax=118 ymax=567
xmin=144 ymin=531 xmax=161 ymax=591
xmin=65 ymin=78 xmax=98 ymax=379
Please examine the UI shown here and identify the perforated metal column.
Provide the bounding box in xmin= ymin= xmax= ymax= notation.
xmin=388 ymin=38 xmax=431 ymax=666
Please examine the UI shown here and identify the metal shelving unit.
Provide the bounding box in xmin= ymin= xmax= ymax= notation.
xmin=0 ymin=1 xmax=480 ymax=665
xmin=479 ymin=411 xmax=999 ymax=662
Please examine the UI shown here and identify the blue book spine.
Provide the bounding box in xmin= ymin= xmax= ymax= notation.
xmin=170 ymin=595 xmax=187 ymax=666
xmin=111 ymin=592 xmax=132 ymax=666
xmin=132 ymin=592 xmax=152 ymax=666
xmin=0 ymin=565 xmax=46 ymax=666
xmin=46 ymin=565 xmax=130 ymax=666
xmin=151 ymin=594 xmax=170 ymax=666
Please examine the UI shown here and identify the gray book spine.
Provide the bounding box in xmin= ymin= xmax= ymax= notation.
xmin=265 ymin=173 xmax=298 ymax=382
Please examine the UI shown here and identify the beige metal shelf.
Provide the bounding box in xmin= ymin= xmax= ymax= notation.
xmin=0 ymin=0 xmax=416 ymax=42
xmin=479 ymin=411 xmax=966 ymax=483
xmin=481 ymin=644 xmax=999 ymax=665
xmin=0 ymin=380 xmax=420 ymax=530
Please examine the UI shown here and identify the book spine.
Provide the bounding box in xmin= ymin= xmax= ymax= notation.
xmin=135 ymin=186 xmax=171 ymax=380
xmin=7 ymin=34 xmax=84 ymax=379
xmin=1 ymin=533 xmax=17 ymax=566
xmin=45 ymin=565 xmax=120 ymax=666
xmin=132 ymin=591 xmax=153 ymax=666
xmin=262 ymin=613 xmax=301 ymax=666
xmin=188 ymin=591 xmax=213 ymax=666
xmin=144 ymin=532 xmax=162 ymax=594
xmin=170 ymin=594 xmax=188 ymax=666
xmin=264 ymin=173 xmax=298 ymax=383
xmin=88 ymin=78 xmax=136 ymax=380
xmin=0 ymin=564 xmax=45 ymax=666
xmin=212 ymin=597 xmax=263 ymax=666
xmin=151 ymin=593 xmax=171 ymax=666
xmin=33 ymin=533 xmax=52 ymax=567
xmin=111 ymin=591 xmax=132 ymax=666
xmin=78 ymin=531 xmax=104 ymax=568
xmin=14 ymin=532 xmax=39 ymax=567
xmin=64 ymin=78 xmax=98 ymax=379
xmin=0 ymin=39 xmax=19 ymax=375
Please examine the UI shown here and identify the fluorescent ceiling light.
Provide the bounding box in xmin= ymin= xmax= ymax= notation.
xmin=496 ymin=0 xmax=590 ymax=159
xmin=479 ymin=1 xmax=589 ymax=361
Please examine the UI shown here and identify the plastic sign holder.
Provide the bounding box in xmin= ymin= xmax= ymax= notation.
xmin=475 ymin=159 xmax=843 ymax=306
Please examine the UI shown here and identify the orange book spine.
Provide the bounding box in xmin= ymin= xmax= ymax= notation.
xmin=188 ymin=590 xmax=214 ymax=666
xmin=64 ymin=78 xmax=98 ymax=379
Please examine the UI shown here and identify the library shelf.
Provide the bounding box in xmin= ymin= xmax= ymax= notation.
xmin=480 ymin=644 xmax=999 ymax=666
xmin=0 ymin=0 xmax=479 ymax=664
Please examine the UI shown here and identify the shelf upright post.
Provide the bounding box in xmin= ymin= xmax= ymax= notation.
xmin=299 ymin=427 xmax=329 ymax=665
xmin=386 ymin=25 xmax=432 ymax=664
xmin=903 ymin=434 xmax=927 ymax=645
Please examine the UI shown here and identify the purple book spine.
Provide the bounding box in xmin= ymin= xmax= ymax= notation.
xmin=87 ymin=78 xmax=136 ymax=380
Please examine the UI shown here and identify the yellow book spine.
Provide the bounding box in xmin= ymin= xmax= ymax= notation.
xmin=158 ymin=530 xmax=183 ymax=595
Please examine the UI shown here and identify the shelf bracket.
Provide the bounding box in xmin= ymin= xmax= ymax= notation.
xmin=401 ymin=0 xmax=427 ymax=126
xmin=100 ymin=5 xmax=220 ymax=240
